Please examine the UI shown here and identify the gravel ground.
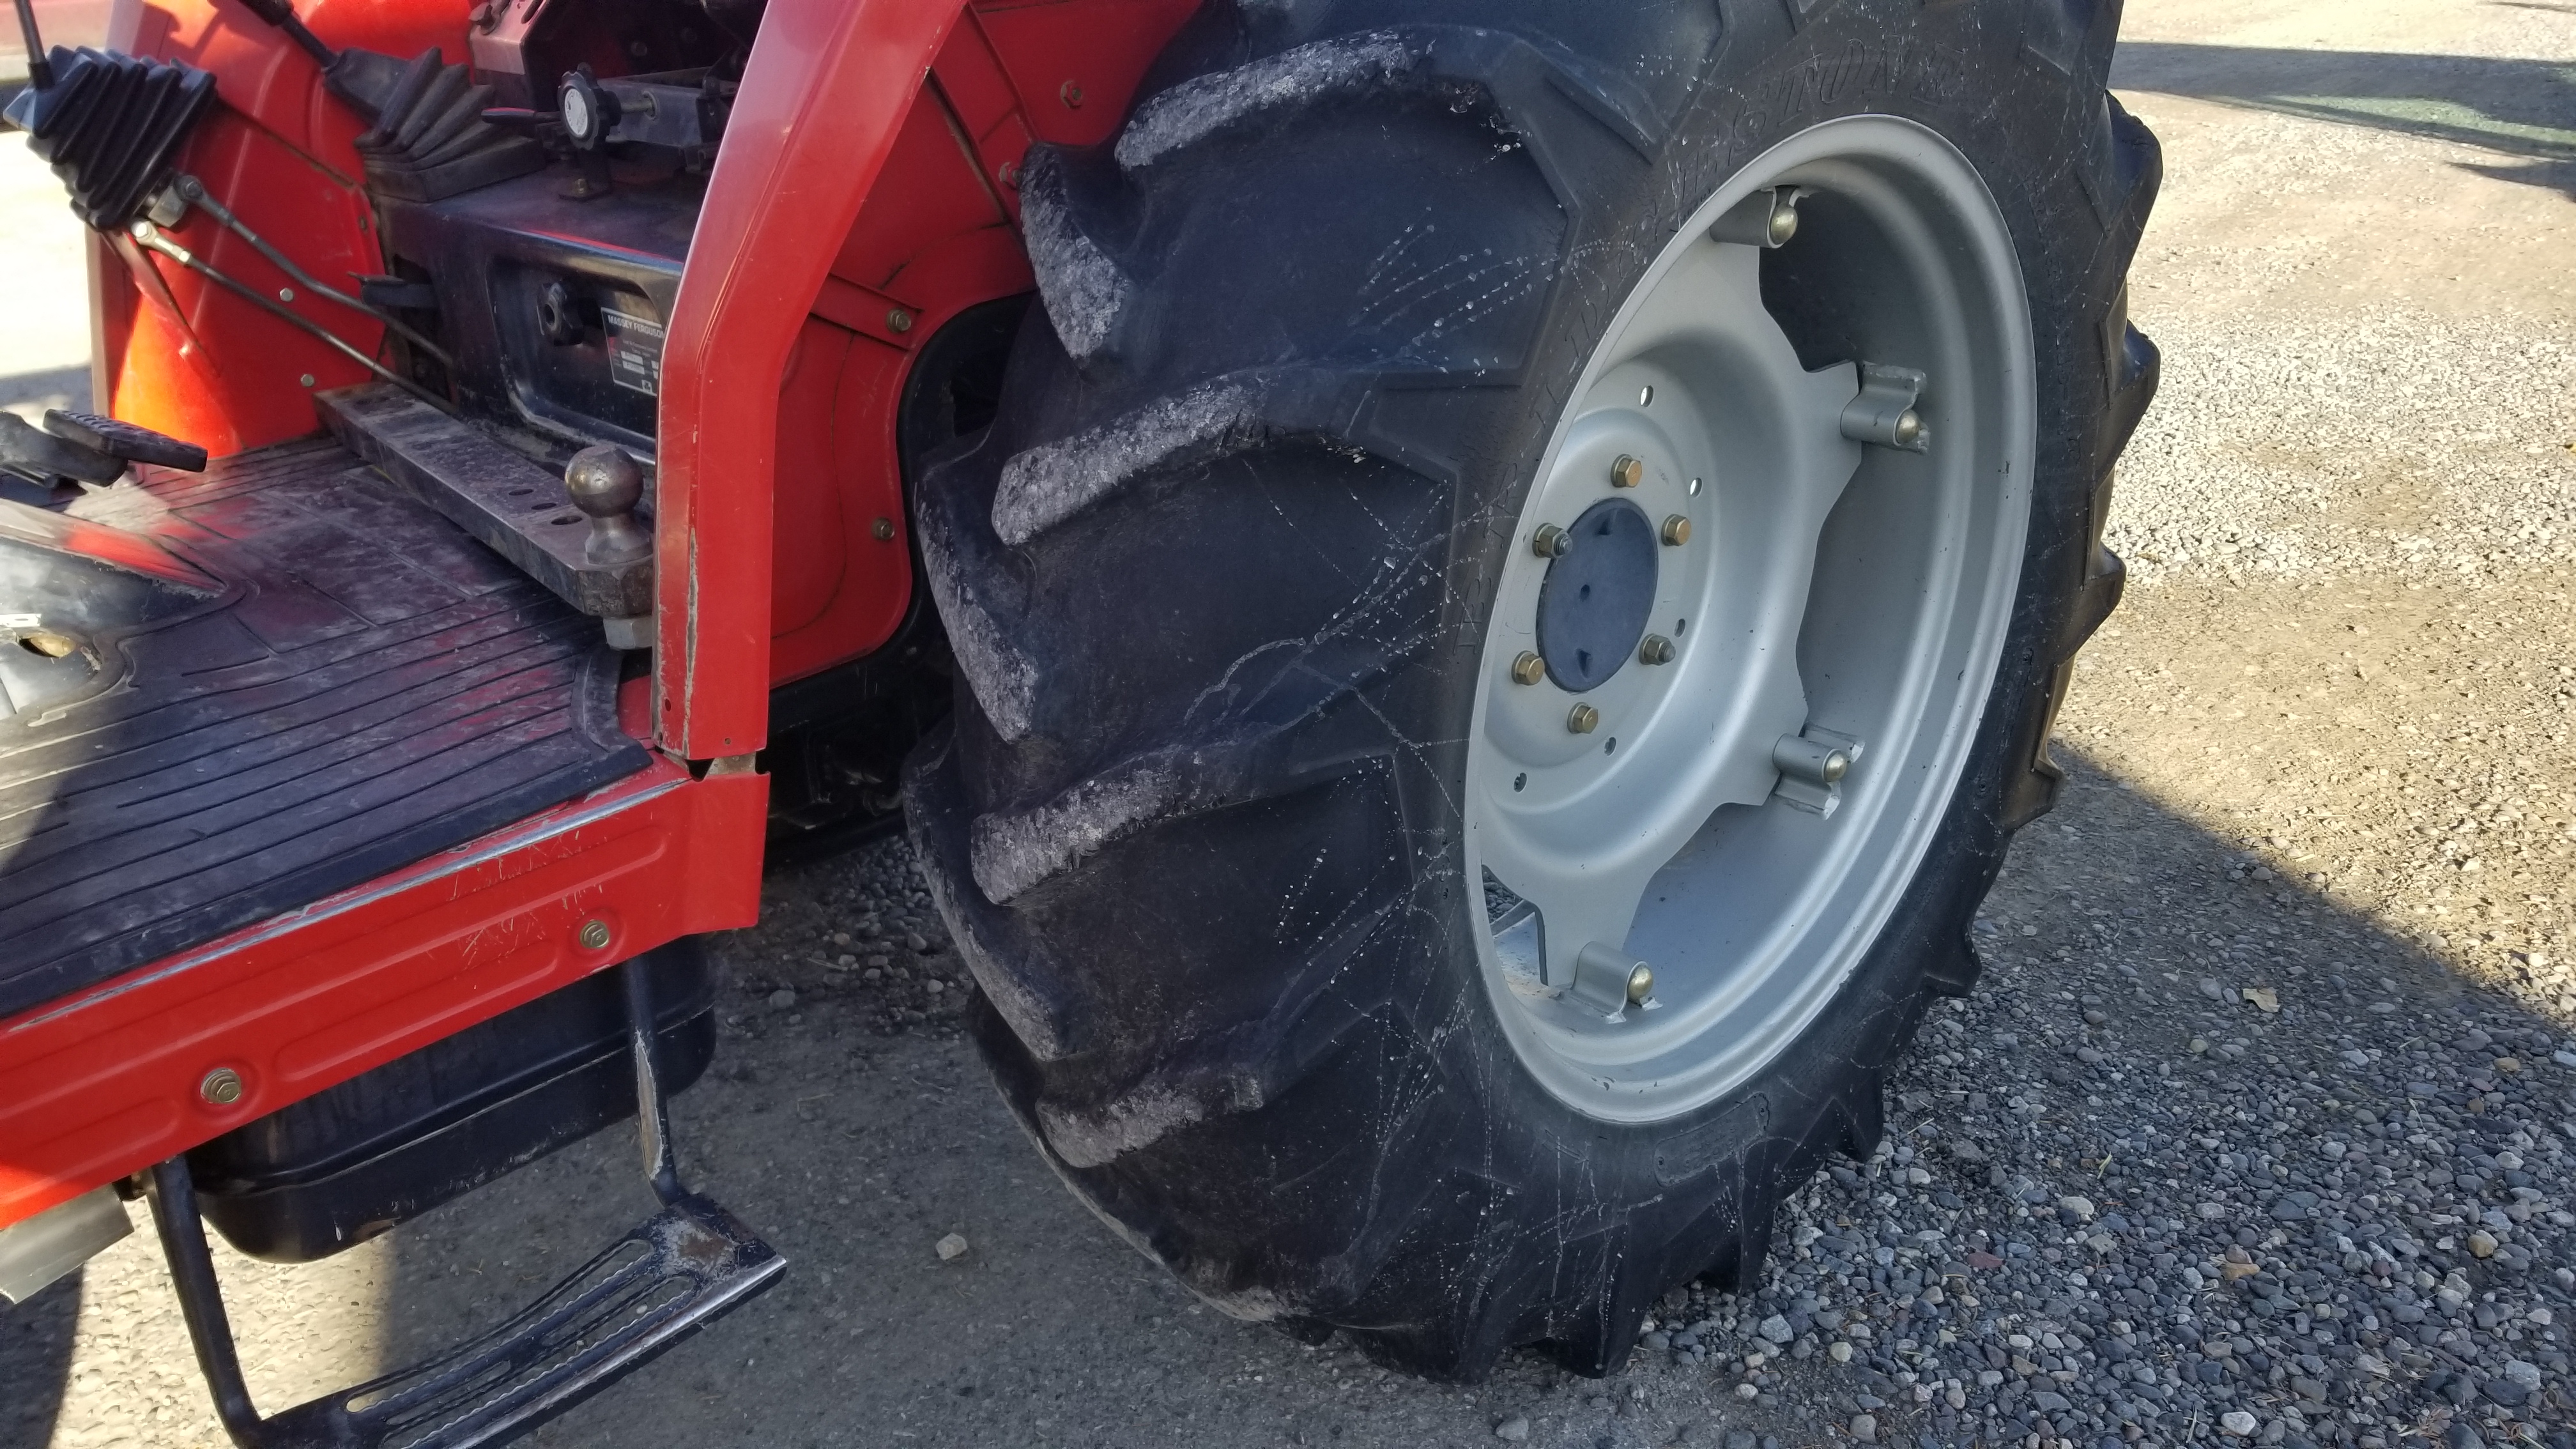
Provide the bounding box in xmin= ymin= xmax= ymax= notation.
xmin=10 ymin=1 xmax=2576 ymax=1447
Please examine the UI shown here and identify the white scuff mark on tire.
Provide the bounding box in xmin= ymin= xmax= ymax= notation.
xmin=916 ymin=489 xmax=1038 ymax=741
xmin=1018 ymin=149 xmax=1130 ymax=360
xmin=1116 ymin=32 xmax=1420 ymax=172
xmin=1038 ymin=1073 xmax=1261 ymax=1168
xmin=992 ymin=376 xmax=1266 ymax=544
xmin=970 ymin=756 xmax=1184 ymax=903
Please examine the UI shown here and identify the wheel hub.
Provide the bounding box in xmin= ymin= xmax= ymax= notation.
xmin=1535 ymin=497 xmax=1659 ymax=692
xmin=1464 ymin=116 xmax=2037 ymax=1121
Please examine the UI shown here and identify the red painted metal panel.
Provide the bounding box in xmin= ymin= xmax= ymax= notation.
xmin=656 ymin=0 xmax=970 ymax=757
xmin=0 ymin=763 xmax=767 ymax=1230
xmin=769 ymin=320 xmax=857 ymax=635
xmin=970 ymin=0 xmax=1200 ymax=148
xmin=830 ymin=89 xmax=1009 ymax=293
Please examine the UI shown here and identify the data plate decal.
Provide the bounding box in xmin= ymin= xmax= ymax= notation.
xmin=602 ymin=309 xmax=666 ymax=397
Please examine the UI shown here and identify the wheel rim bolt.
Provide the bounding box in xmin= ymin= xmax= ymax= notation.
xmin=1626 ymin=962 xmax=1655 ymax=1004
xmin=1637 ymin=634 xmax=1675 ymax=666
xmin=1567 ymin=703 xmax=1599 ymax=734
xmin=1892 ymin=410 xmax=1924 ymax=448
xmin=1609 ymin=454 xmax=1644 ymax=488
xmin=1531 ymin=524 xmax=1573 ymax=558
xmin=1660 ymin=514 xmax=1691 ymax=546
xmin=1510 ymin=651 xmax=1546 ymax=686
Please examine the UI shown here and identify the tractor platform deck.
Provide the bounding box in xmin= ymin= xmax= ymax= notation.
xmin=0 ymin=434 xmax=648 ymax=1020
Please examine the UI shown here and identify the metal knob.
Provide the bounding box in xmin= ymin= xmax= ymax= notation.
xmin=565 ymin=445 xmax=652 ymax=566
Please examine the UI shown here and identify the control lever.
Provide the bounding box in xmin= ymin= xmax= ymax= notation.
xmin=0 ymin=410 xmax=204 ymax=491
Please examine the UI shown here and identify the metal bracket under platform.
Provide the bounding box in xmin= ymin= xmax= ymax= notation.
xmin=316 ymin=384 xmax=652 ymax=620
xmin=148 ymin=959 xmax=779 ymax=1449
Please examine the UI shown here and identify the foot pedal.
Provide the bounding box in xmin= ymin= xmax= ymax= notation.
xmin=148 ymin=957 xmax=781 ymax=1449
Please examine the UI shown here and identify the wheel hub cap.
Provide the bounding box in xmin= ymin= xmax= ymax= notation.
xmin=1535 ymin=498 xmax=1659 ymax=692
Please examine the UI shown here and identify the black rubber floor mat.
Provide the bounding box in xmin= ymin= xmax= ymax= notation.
xmin=0 ymin=436 xmax=648 ymax=1020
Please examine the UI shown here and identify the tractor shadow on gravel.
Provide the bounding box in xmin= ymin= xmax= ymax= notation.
xmin=17 ymin=749 xmax=2572 ymax=1448
xmin=1 ymin=1267 xmax=79 ymax=1449
xmin=2112 ymin=42 xmax=2576 ymax=200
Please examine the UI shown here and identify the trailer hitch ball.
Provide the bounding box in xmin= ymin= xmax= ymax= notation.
xmin=565 ymin=446 xmax=652 ymax=567
xmin=566 ymin=447 xmax=656 ymax=650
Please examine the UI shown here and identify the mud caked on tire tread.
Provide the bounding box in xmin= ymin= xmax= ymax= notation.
xmin=907 ymin=0 xmax=2159 ymax=1378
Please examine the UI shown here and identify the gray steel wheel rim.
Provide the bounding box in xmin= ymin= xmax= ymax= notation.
xmin=1464 ymin=116 xmax=2037 ymax=1122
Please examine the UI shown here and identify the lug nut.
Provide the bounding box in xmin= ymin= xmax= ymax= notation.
xmin=1510 ymin=651 xmax=1546 ymax=686
xmin=199 ymin=1067 xmax=244 ymax=1106
xmin=1609 ymin=454 xmax=1644 ymax=488
xmin=1567 ymin=703 xmax=1599 ymax=734
xmin=1626 ymin=962 xmax=1655 ymax=1004
xmin=1637 ymin=634 xmax=1675 ymax=666
xmin=1531 ymin=524 xmax=1573 ymax=558
xmin=1892 ymin=410 xmax=1924 ymax=448
xmin=1660 ymin=514 xmax=1691 ymax=546
xmin=578 ymin=918 xmax=612 ymax=951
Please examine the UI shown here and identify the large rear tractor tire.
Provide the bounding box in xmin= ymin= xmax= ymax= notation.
xmin=905 ymin=0 xmax=2159 ymax=1378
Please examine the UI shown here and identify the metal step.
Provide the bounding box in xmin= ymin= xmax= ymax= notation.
xmin=148 ymin=959 xmax=783 ymax=1449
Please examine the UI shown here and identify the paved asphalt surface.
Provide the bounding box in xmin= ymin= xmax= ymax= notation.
xmin=7 ymin=1 xmax=2576 ymax=1446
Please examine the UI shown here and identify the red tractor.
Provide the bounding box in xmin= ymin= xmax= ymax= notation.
xmin=0 ymin=0 xmax=2157 ymax=1440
